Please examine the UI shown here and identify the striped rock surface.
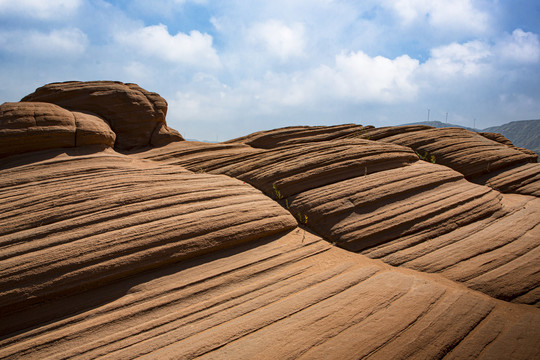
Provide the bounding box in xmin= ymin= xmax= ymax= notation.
xmin=368 ymin=125 xmax=540 ymax=196
xmin=134 ymin=132 xmax=540 ymax=306
xmin=227 ymin=124 xmax=540 ymax=196
xmin=0 ymin=148 xmax=296 ymax=336
xmin=0 ymin=101 xmax=115 ymax=157
xmin=1 ymin=225 xmax=539 ymax=359
xmin=21 ymin=81 xmax=184 ymax=150
xmin=1 ymin=120 xmax=539 ymax=358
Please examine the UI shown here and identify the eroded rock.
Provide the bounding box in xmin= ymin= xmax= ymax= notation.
xmin=0 ymin=102 xmax=115 ymax=157
xmin=134 ymin=127 xmax=540 ymax=306
xmin=2 ymin=93 xmax=540 ymax=359
xmin=21 ymin=81 xmax=184 ymax=150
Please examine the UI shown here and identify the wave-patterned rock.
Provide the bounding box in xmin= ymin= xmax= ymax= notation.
xmin=0 ymin=102 xmax=115 ymax=157
xmin=135 ymin=131 xmax=540 ymax=305
xmin=0 ymin=148 xmax=296 ymax=335
xmin=368 ymin=125 xmax=540 ymax=196
xmin=1 ymin=230 xmax=539 ymax=359
xmin=2 ymin=84 xmax=540 ymax=359
xmin=21 ymin=81 xmax=184 ymax=149
xmin=225 ymin=123 xmax=374 ymax=148
xmin=228 ymin=124 xmax=540 ymax=196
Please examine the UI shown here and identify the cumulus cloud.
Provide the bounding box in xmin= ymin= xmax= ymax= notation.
xmin=495 ymin=29 xmax=540 ymax=64
xmin=0 ymin=0 xmax=81 ymax=20
xmin=422 ymin=40 xmax=492 ymax=78
xmin=0 ymin=28 xmax=87 ymax=57
xmin=247 ymin=20 xmax=306 ymax=61
xmin=115 ymin=24 xmax=220 ymax=68
xmin=330 ymin=51 xmax=420 ymax=102
xmin=128 ymin=0 xmax=208 ymax=17
xmin=168 ymin=49 xmax=421 ymax=136
xmin=420 ymin=28 xmax=540 ymax=80
xmin=383 ymin=0 xmax=489 ymax=33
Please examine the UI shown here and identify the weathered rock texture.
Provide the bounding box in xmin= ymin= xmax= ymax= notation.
xmin=2 ymin=229 xmax=539 ymax=359
xmin=1 ymin=87 xmax=540 ymax=359
xmin=0 ymin=102 xmax=115 ymax=157
xmin=21 ymin=81 xmax=184 ymax=149
xmin=227 ymin=124 xmax=540 ymax=196
xmin=136 ymin=126 xmax=540 ymax=305
xmin=368 ymin=125 xmax=540 ymax=196
xmin=0 ymin=149 xmax=295 ymax=334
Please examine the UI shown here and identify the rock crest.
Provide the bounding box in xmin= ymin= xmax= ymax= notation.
xmin=21 ymin=80 xmax=184 ymax=150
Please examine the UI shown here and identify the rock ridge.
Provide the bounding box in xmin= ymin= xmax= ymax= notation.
xmin=1 ymin=83 xmax=539 ymax=359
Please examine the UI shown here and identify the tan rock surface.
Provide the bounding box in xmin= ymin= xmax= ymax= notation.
xmin=229 ymin=124 xmax=540 ymax=196
xmin=21 ymin=81 xmax=184 ymax=149
xmin=135 ymin=130 xmax=540 ymax=306
xmin=1 ymin=91 xmax=540 ymax=358
xmin=369 ymin=125 xmax=540 ymax=196
xmin=480 ymin=131 xmax=538 ymax=158
xmin=0 ymin=102 xmax=115 ymax=157
xmin=1 ymin=228 xmax=539 ymax=359
xmin=0 ymin=148 xmax=296 ymax=335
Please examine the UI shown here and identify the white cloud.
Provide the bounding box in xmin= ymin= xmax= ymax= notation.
xmin=115 ymin=24 xmax=220 ymax=68
xmin=168 ymin=50 xmax=421 ymax=137
xmin=495 ymin=29 xmax=540 ymax=64
xmin=421 ymin=40 xmax=492 ymax=78
xmin=0 ymin=28 xmax=87 ymax=57
xmin=330 ymin=51 xmax=420 ymax=102
xmin=128 ymin=0 xmax=207 ymax=17
xmin=383 ymin=0 xmax=489 ymax=33
xmin=0 ymin=0 xmax=81 ymax=20
xmin=420 ymin=28 xmax=540 ymax=80
xmin=247 ymin=20 xmax=306 ymax=61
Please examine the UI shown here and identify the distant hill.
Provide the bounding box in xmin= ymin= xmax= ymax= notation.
xmin=402 ymin=119 xmax=540 ymax=156
xmin=402 ymin=121 xmax=477 ymax=132
xmin=484 ymin=120 xmax=540 ymax=156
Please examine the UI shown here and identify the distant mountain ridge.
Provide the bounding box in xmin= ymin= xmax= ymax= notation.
xmin=402 ymin=120 xmax=477 ymax=132
xmin=484 ymin=120 xmax=540 ymax=156
xmin=403 ymin=119 xmax=540 ymax=155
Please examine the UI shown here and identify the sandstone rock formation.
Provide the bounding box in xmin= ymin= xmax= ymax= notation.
xmin=1 ymin=83 xmax=539 ymax=359
xmin=135 ymin=132 xmax=540 ymax=306
xmin=21 ymin=81 xmax=184 ymax=149
xmin=0 ymin=102 xmax=115 ymax=157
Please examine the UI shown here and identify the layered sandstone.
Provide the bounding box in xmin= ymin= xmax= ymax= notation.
xmin=1 ymin=84 xmax=539 ymax=359
xmin=135 ymin=134 xmax=540 ymax=306
xmin=0 ymin=102 xmax=115 ymax=157
xmin=21 ymin=81 xmax=184 ymax=149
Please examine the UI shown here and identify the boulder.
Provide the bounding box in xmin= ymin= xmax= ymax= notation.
xmin=21 ymin=81 xmax=183 ymax=150
xmin=0 ymin=102 xmax=115 ymax=157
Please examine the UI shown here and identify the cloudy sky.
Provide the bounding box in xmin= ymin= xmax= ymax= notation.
xmin=1 ymin=0 xmax=539 ymax=141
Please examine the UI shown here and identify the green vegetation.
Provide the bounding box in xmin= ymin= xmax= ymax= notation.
xmin=416 ymin=150 xmax=436 ymax=164
xmin=355 ymin=128 xmax=371 ymax=140
xmin=272 ymin=183 xmax=283 ymax=200
xmin=273 ymin=183 xmax=308 ymax=225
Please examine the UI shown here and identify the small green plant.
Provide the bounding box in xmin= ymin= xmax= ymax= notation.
xmin=273 ymin=183 xmax=308 ymax=227
xmin=355 ymin=128 xmax=371 ymax=140
xmin=272 ymin=183 xmax=283 ymax=200
xmin=297 ymin=212 xmax=308 ymax=225
xmin=415 ymin=151 xmax=436 ymax=164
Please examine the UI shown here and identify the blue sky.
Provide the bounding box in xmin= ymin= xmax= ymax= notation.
xmin=1 ymin=0 xmax=539 ymax=141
